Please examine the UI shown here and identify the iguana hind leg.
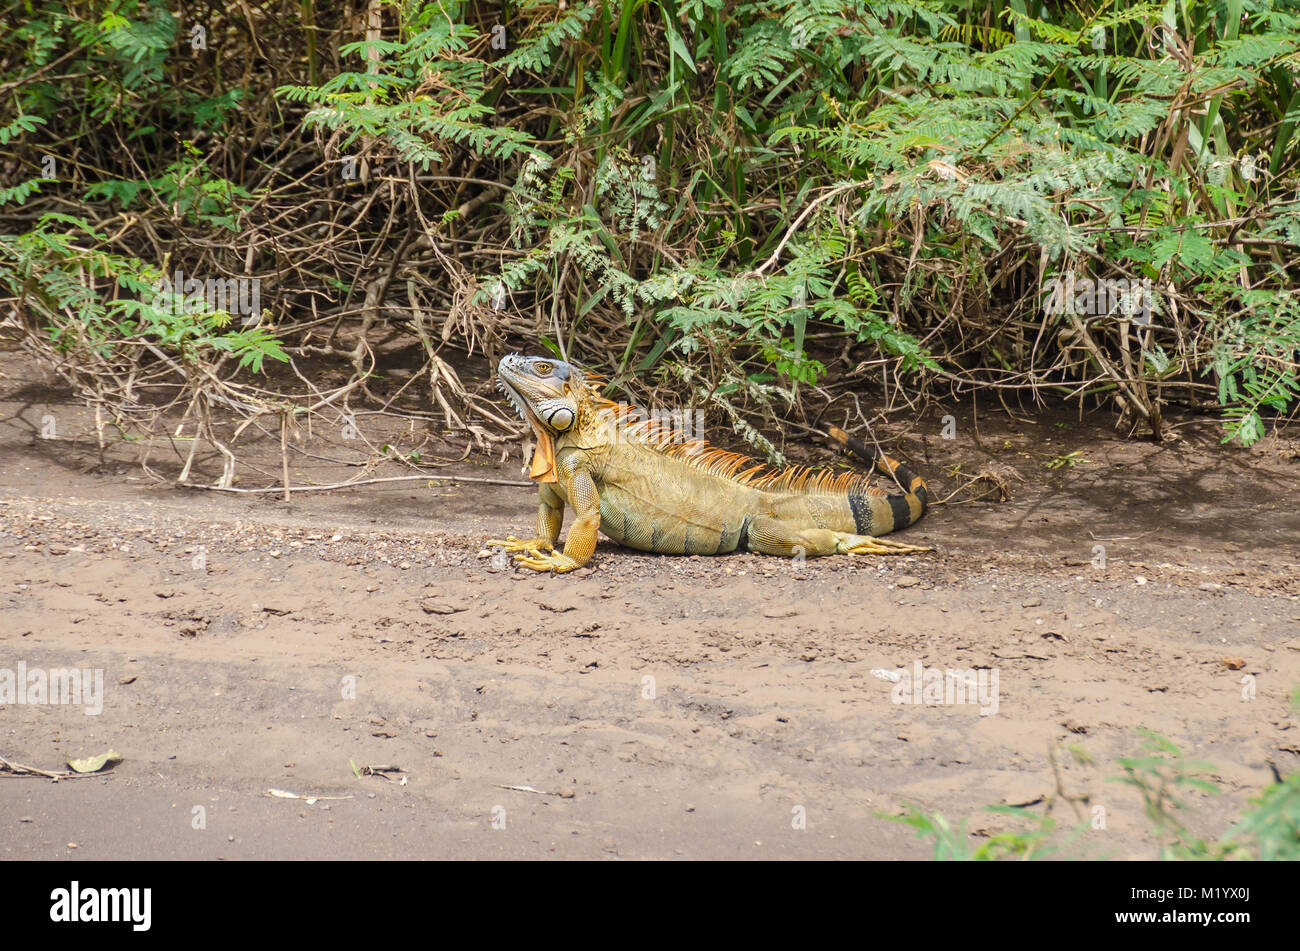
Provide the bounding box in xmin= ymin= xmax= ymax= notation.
xmin=746 ymin=517 xmax=930 ymax=558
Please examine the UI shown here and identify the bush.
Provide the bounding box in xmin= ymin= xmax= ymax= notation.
xmin=2 ymin=1 xmax=1298 ymax=477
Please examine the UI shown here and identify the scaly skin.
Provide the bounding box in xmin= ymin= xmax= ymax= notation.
xmin=488 ymin=354 xmax=931 ymax=573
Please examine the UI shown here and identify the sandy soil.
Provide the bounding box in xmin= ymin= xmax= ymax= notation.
xmin=2 ymin=349 xmax=1299 ymax=859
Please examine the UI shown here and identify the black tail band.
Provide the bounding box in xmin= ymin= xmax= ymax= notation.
xmin=827 ymin=426 xmax=929 ymax=521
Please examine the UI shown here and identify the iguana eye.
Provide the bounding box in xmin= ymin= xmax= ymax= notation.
xmin=535 ymin=362 xmax=553 ymax=375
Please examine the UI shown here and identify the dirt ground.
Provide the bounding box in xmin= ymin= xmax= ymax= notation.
xmin=2 ymin=347 xmax=1299 ymax=860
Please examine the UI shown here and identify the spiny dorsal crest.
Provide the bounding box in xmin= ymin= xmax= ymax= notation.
xmin=578 ymin=382 xmax=888 ymax=498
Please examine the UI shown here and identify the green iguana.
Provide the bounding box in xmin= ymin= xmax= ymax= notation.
xmin=488 ymin=353 xmax=930 ymax=573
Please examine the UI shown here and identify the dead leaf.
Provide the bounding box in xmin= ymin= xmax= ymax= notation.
xmin=66 ymin=750 xmax=122 ymax=773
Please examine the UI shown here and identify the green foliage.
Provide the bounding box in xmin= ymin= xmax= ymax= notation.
xmin=86 ymin=145 xmax=258 ymax=232
xmin=0 ymin=177 xmax=53 ymax=207
xmin=2 ymin=0 xmax=1299 ymax=453
xmin=1224 ymin=776 xmax=1300 ymax=861
xmin=890 ymin=727 xmax=1300 ymax=860
xmin=1112 ymin=729 xmax=1226 ymax=860
xmin=0 ymin=210 xmax=286 ymax=372
xmin=11 ymin=1 xmax=184 ymax=128
xmin=276 ymin=10 xmax=536 ymax=169
xmin=0 ymin=113 xmax=46 ymax=145
xmin=498 ymin=1 xmax=598 ymax=77
xmin=888 ymin=802 xmax=1091 ymax=861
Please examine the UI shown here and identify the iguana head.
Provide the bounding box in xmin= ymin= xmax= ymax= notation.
xmin=496 ymin=353 xmax=584 ymax=483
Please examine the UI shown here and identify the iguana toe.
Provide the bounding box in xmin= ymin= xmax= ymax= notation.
xmin=486 ymin=536 xmax=554 ymax=553
xmin=512 ymin=550 xmax=581 ymax=573
xmin=840 ymin=536 xmax=932 ymax=556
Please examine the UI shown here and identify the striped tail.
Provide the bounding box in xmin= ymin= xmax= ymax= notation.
xmin=828 ymin=426 xmax=929 ymax=534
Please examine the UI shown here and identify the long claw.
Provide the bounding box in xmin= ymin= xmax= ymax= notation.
xmin=842 ymin=537 xmax=932 ymax=556
xmin=512 ymin=550 xmax=581 ymax=573
xmin=485 ymin=536 xmax=555 ymax=554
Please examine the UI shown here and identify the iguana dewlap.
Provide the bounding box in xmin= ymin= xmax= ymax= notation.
xmin=488 ymin=354 xmax=930 ymax=573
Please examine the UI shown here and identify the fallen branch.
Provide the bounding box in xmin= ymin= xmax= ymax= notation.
xmin=176 ymin=473 xmax=532 ymax=493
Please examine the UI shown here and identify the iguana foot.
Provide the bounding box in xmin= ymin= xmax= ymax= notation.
xmin=840 ymin=536 xmax=932 ymax=556
xmin=512 ymin=549 xmax=582 ymax=573
xmin=485 ymin=536 xmax=555 ymax=553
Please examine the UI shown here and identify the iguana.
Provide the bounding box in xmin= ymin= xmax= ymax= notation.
xmin=488 ymin=353 xmax=930 ymax=573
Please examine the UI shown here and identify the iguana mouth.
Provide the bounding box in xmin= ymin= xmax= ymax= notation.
xmin=496 ymin=376 xmax=558 ymax=483
xmin=495 ymin=377 xmax=531 ymax=423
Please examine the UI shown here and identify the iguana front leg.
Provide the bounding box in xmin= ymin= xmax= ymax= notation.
xmin=486 ymin=483 xmax=564 ymax=553
xmin=512 ymin=464 xmax=600 ymax=574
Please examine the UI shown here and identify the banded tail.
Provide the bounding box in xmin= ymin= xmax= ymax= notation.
xmin=828 ymin=426 xmax=929 ymax=535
